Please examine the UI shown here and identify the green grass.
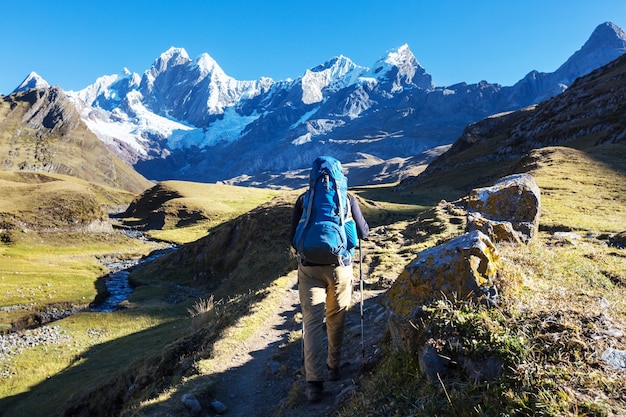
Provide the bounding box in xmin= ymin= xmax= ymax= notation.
xmin=0 ymin=309 xmax=191 ymax=415
xmin=2 ymin=140 xmax=626 ymax=416
xmin=121 ymin=180 xmax=282 ymax=244
xmin=0 ymin=189 xmax=301 ymax=416
xmin=337 ymin=235 xmax=626 ymax=416
xmin=335 ymin=144 xmax=626 ymax=417
xmin=0 ymin=233 xmax=158 ymax=310
xmin=527 ymin=146 xmax=626 ymax=233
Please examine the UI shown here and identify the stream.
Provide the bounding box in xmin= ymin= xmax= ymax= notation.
xmin=90 ymin=244 xmax=176 ymax=312
xmin=1 ymin=230 xmax=176 ymax=337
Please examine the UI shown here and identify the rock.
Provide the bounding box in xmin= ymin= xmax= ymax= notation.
xmin=601 ymin=348 xmax=626 ymax=371
xmin=20 ymin=87 xmax=81 ymax=133
xmin=458 ymin=355 xmax=503 ymax=383
xmin=604 ymin=328 xmax=625 ymax=338
xmin=269 ymin=360 xmax=281 ymax=374
xmin=210 ymin=399 xmax=228 ymax=414
xmin=385 ymin=230 xmax=500 ymax=352
xmin=386 ymin=230 xmax=500 ymax=314
xmin=418 ymin=341 xmax=453 ymax=381
xmin=181 ymin=393 xmax=202 ymax=414
xmin=467 ymin=173 xmax=541 ymax=243
xmin=467 ymin=212 xmax=524 ymax=244
xmin=598 ymin=297 xmax=611 ymax=309
xmin=609 ymin=231 xmax=626 ymax=249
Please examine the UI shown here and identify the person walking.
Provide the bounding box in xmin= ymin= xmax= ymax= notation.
xmin=290 ymin=156 xmax=369 ymax=403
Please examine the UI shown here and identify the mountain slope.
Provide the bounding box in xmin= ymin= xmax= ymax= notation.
xmin=0 ymin=87 xmax=153 ymax=193
xmin=2 ymin=42 xmax=626 ymax=416
xmin=59 ymin=22 xmax=626 ymax=188
xmin=401 ymin=44 xmax=626 ymax=199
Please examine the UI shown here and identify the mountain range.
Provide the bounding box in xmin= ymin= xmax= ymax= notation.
xmin=11 ymin=22 xmax=626 ymax=189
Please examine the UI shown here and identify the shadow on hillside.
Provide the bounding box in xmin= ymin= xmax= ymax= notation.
xmin=0 ymin=285 xmax=284 ymax=416
xmin=0 ymin=316 xmax=182 ymax=416
xmin=0 ymin=277 xmax=387 ymax=417
xmin=587 ymin=143 xmax=626 ymax=176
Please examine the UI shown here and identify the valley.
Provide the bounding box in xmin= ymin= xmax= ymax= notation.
xmin=0 ymin=20 xmax=625 ymax=417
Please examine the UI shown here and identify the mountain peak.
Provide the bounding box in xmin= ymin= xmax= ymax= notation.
xmin=150 ymin=47 xmax=191 ymax=76
xmin=194 ymin=52 xmax=223 ymax=77
xmin=369 ymin=44 xmax=433 ymax=91
xmin=586 ymin=22 xmax=626 ymax=49
xmin=550 ymin=21 xmax=626 ymax=84
xmin=384 ymin=44 xmax=414 ymax=66
xmin=310 ymin=55 xmax=357 ymax=72
xmin=301 ymin=55 xmax=364 ymax=104
xmin=13 ymin=71 xmax=50 ymax=93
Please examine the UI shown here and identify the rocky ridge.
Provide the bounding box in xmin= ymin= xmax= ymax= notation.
xmin=407 ymin=45 xmax=626 ymax=189
xmin=0 ymin=88 xmax=152 ymax=193
xmin=20 ymin=22 xmax=623 ymax=188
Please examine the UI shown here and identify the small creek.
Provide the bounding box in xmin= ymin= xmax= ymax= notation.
xmin=91 ymin=244 xmax=176 ymax=312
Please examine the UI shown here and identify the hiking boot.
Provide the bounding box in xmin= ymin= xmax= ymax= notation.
xmin=306 ymin=381 xmax=323 ymax=403
xmin=327 ymin=365 xmax=340 ymax=381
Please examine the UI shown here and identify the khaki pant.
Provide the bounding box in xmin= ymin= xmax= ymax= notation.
xmin=298 ymin=262 xmax=353 ymax=382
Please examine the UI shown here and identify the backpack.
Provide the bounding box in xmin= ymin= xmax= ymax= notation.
xmin=293 ymin=156 xmax=358 ymax=265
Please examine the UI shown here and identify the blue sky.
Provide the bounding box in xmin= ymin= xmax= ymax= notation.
xmin=1 ymin=0 xmax=625 ymax=94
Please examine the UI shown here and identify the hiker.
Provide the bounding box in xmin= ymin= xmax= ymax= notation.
xmin=290 ymin=156 xmax=369 ymax=403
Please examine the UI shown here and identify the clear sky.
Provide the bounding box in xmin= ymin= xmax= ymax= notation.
xmin=1 ymin=0 xmax=625 ymax=95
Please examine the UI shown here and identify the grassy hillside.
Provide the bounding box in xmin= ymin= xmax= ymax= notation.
xmin=117 ymin=180 xmax=282 ymax=244
xmin=0 ymin=88 xmax=152 ymax=193
xmin=0 ymin=171 xmax=137 ymax=231
xmin=0 ymin=171 xmax=161 ymax=334
xmin=1 ymin=54 xmax=625 ymax=416
xmin=0 ymin=177 xmax=293 ymax=416
xmin=1 ymin=143 xmax=624 ymax=416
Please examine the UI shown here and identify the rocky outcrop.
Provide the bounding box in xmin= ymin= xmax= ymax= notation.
xmin=466 ymin=173 xmax=541 ymax=243
xmin=386 ymin=230 xmax=500 ymax=351
xmin=386 ymin=173 xmax=540 ymax=324
xmin=385 ymin=173 xmax=543 ymax=381
xmin=609 ymin=231 xmax=626 ymax=249
xmin=1 ymin=88 xmax=152 ymax=193
xmin=404 ymin=47 xmax=626 ymax=192
xmin=19 ymin=86 xmax=81 ymax=133
xmin=387 ymin=230 xmax=500 ymax=314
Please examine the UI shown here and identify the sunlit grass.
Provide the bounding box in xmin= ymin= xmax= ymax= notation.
xmin=529 ymin=147 xmax=626 ymax=233
xmin=336 ymin=145 xmax=626 ymax=416
xmin=0 ymin=235 xmax=159 ymax=309
xmin=0 ymin=310 xmax=186 ymax=401
xmin=123 ymin=181 xmax=282 ymax=244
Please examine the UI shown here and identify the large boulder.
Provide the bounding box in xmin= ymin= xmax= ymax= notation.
xmin=466 ymin=173 xmax=541 ymax=243
xmin=385 ymin=230 xmax=500 ymax=352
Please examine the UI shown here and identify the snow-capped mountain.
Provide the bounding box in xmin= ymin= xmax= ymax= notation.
xmin=49 ymin=22 xmax=626 ymax=187
xmin=13 ymin=71 xmax=50 ymax=92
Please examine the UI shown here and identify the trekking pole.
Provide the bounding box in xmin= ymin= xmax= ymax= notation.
xmin=301 ymin=319 xmax=305 ymax=366
xmin=299 ymin=278 xmax=305 ymax=366
xmin=359 ymin=239 xmax=365 ymax=359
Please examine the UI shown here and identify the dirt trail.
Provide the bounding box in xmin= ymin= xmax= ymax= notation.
xmin=209 ymin=271 xmax=387 ymax=417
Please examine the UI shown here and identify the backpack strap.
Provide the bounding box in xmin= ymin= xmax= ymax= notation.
xmin=301 ymin=187 xmax=314 ymax=229
xmin=336 ymin=175 xmax=345 ymax=227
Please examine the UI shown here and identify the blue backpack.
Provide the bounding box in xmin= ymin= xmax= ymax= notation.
xmin=293 ymin=156 xmax=358 ymax=265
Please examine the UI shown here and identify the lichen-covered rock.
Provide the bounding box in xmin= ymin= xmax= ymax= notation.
xmin=467 ymin=173 xmax=541 ymax=243
xmin=385 ymin=230 xmax=500 ymax=322
xmin=467 ymin=212 xmax=524 ymax=244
